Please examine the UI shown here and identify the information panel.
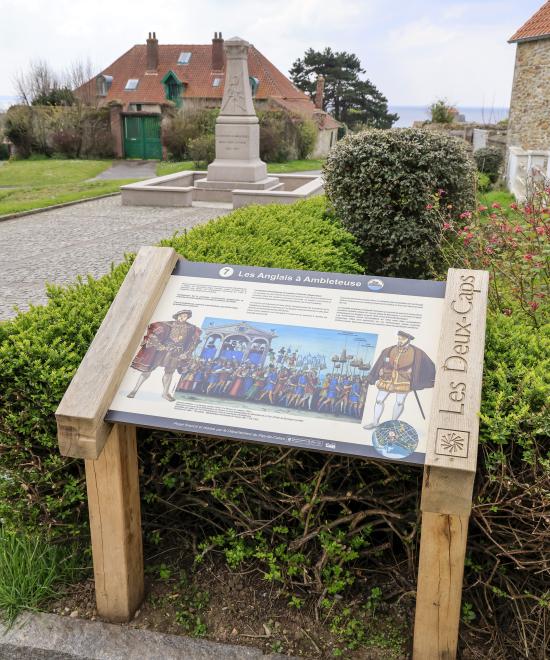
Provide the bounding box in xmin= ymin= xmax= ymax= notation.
xmin=106 ymin=260 xmax=446 ymax=465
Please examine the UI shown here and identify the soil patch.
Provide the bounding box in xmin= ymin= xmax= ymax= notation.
xmin=49 ymin=557 xmax=410 ymax=659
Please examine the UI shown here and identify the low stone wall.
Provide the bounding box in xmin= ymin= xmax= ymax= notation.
xmin=120 ymin=171 xmax=323 ymax=209
xmin=413 ymin=121 xmax=508 ymax=156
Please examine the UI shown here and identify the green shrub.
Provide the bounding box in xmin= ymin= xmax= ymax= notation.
xmin=4 ymin=106 xmax=33 ymax=158
xmin=296 ymin=119 xmax=317 ymax=159
xmin=467 ymin=312 xmax=549 ymax=655
xmin=476 ymin=171 xmax=491 ymax=193
xmin=1 ymin=195 xmax=546 ymax=655
xmin=162 ymin=109 xmax=219 ymax=161
xmin=188 ymin=134 xmax=215 ymax=168
xmin=429 ymin=99 xmax=455 ymax=124
xmin=0 ymin=144 xmax=9 ymax=160
xmin=3 ymin=105 xmax=113 ymax=160
xmin=0 ymin=196 xmax=361 ymax=535
xmin=323 ymin=128 xmax=476 ymax=278
xmin=258 ymin=110 xmax=296 ymax=162
xmin=474 ymin=147 xmax=504 ymax=183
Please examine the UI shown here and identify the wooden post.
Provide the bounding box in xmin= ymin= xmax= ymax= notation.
xmin=55 ymin=246 xmax=179 ymax=621
xmin=413 ymin=268 xmax=488 ymax=659
xmin=56 ymin=246 xmax=179 ymax=460
xmin=85 ymin=423 xmax=143 ymax=622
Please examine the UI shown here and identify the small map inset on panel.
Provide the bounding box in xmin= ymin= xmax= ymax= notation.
xmin=435 ymin=428 xmax=470 ymax=458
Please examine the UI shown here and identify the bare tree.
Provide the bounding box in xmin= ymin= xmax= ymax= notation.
xmin=12 ymin=59 xmax=60 ymax=105
xmin=12 ymin=58 xmax=97 ymax=106
xmin=65 ymin=58 xmax=97 ymax=105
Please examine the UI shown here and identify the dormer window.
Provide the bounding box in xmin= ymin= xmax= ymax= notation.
xmin=177 ymin=52 xmax=191 ymax=65
xmin=212 ymin=77 xmax=221 ymax=87
xmin=96 ymin=74 xmax=113 ymax=97
xmin=162 ymin=70 xmax=184 ymax=107
xmin=249 ymin=76 xmax=259 ymax=98
xmin=125 ymin=79 xmax=139 ymax=90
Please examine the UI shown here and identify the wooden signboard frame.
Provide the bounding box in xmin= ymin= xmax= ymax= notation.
xmin=56 ymin=247 xmax=488 ymax=657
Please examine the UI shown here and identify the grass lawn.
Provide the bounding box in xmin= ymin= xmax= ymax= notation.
xmin=0 ymin=158 xmax=137 ymax=217
xmin=0 ymin=179 xmax=138 ymax=216
xmin=156 ymin=158 xmax=325 ymax=177
xmin=267 ymin=158 xmax=324 ymax=173
xmin=0 ymin=158 xmax=112 ymax=186
xmin=478 ymin=189 xmax=515 ymax=209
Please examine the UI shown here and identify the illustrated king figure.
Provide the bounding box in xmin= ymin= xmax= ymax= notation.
xmin=363 ymin=330 xmax=435 ymax=429
xmin=127 ymin=309 xmax=201 ymax=402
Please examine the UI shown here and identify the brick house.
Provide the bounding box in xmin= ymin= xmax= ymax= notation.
xmin=507 ymin=2 xmax=550 ymax=197
xmin=77 ymin=32 xmax=339 ymax=160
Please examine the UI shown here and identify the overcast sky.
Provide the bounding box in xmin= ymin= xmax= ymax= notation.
xmin=0 ymin=0 xmax=544 ymax=109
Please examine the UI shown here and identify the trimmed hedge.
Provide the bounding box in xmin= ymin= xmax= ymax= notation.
xmin=324 ymin=128 xmax=476 ymax=278
xmin=0 ymin=195 xmax=547 ymax=655
xmin=0 ymin=196 xmax=361 ymax=534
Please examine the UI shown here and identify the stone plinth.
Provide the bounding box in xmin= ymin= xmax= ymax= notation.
xmin=194 ymin=177 xmax=280 ymax=191
xmin=206 ymin=37 xmax=270 ymax=185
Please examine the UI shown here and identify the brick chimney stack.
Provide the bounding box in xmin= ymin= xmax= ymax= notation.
xmin=315 ymin=75 xmax=325 ymax=110
xmin=212 ymin=32 xmax=224 ymax=71
xmin=146 ymin=32 xmax=159 ymax=72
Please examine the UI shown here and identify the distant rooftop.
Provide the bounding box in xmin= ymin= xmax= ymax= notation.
xmin=509 ymin=1 xmax=550 ymax=43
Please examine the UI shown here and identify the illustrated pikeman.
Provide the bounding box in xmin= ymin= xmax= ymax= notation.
xmin=362 ymin=331 xmax=435 ymax=430
xmin=127 ymin=310 xmax=201 ymax=402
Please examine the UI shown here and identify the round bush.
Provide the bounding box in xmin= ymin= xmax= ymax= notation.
xmin=323 ymin=128 xmax=476 ymax=278
xmin=474 ymin=146 xmax=504 ymax=183
xmin=188 ymin=134 xmax=215 ymax=168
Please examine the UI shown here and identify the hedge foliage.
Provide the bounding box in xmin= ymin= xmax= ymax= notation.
xmin=0 ymin=196 xmax=361 ymax=534
xmin=474 ymin=146 xmax=504 ymax=183
xmin=0 ymin=195 xmax=547 ymax=656
xmin=162 ymin=108 xmax=219 ymax=161
xmin=163 ymin=107 xmax=317 ymax=163
xmin=4 ymin=105 xmax=113 ymax=159
xmin=258 ymin=109 xmax=317 ymax=162
xmin=324 ymin=128 xmax=477 ymax=278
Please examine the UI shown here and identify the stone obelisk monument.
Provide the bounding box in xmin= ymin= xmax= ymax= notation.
xmin=197 ymin=37 xmax=279 ymax=193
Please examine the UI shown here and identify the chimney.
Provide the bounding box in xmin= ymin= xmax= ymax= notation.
xmin=212 ymin=31 xmax=224 ymax=71
xmin=146 ymin=32 xmax=159 ymax=72
xmin=315 ymin=75 xmax=325 ymax=109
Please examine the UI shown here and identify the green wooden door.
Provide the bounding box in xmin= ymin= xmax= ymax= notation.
xmin=123 ymin=115 xmax=162 ymax=159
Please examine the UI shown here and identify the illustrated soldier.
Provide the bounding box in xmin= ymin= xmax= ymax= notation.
xmin=127 ymin=310 xmax=201 ymax=402
xmin=362 ymin=331 xmax=435 ymax=430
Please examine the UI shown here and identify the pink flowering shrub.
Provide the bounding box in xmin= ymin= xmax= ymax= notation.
xmin=440 ymin=183 xmax=549 ymax=326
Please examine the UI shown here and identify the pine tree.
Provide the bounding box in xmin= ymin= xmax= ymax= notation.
xmin=289 ymin=47 xmax=398 ymax=130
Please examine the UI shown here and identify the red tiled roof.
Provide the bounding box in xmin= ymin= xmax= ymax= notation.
xmin=78 ymin=41 xmax=312 ymax=107
xmin=271 ymin=97 xmax=341 ymax=130
xmin=509 ymin=1 xmax=550 ymax=43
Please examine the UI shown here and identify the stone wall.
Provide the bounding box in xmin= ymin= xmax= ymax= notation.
xmin=312 ymin=127 xmax=337 ymax=159
xmin=508 ymin=39 xmax=550 ymax=150
xmin=414 ymin=121 xmax=508 ymax=157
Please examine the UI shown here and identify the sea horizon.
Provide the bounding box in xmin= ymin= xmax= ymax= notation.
xmin=389 ymin=105 xmax=509 ymax=127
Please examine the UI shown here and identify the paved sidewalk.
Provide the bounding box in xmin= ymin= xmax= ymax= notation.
xmin=0 ymin=611 xmax=288 ymax=660
xmin=0 ymin=196 xmax=228 ymax=320
xmin=91 ymin=160 xmax=158 ymax=180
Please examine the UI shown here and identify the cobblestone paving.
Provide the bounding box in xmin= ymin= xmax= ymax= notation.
xmin=0 ymin=196 xmax=228 ymax=320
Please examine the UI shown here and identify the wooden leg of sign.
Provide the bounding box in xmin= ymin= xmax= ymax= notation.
xmin=413 ymin=467 xmax=474 ymax=659
xmin=84 ymin=423 xmax=144 ymax=622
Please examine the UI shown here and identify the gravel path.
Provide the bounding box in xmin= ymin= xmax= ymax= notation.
xmin=0 ymin=196 xmax=228 ymax=320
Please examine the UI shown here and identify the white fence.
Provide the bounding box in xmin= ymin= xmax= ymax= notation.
xmin=506 ymin=147 xmax=550 ymax=200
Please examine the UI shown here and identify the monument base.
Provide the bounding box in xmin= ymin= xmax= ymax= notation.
xmin=206 ymin=157 xmax=268 ymax=184
xmin=194 ymin=176 xmax=282 ymax=203
xmin=194 ymin=176 xmax=281 ymax=191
